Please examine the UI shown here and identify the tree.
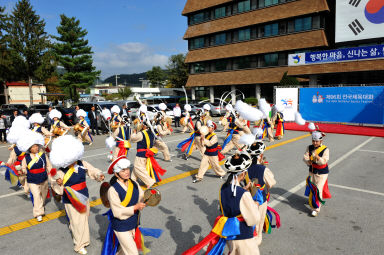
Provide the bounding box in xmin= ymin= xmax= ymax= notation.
xmin=279 ymin=71 xmax=300 ymax=86
xmin=166 ymin=53 xmax=188 ymax=88
xmin=53 ymin=14 xmax=100 ymax=102
xmin=118 ymin=87 xmax=132 ymax=100
xmin=6 ymin=0 xmax=53 ymax=105
xmin=146 ymin=66 xmax=165 ymax=87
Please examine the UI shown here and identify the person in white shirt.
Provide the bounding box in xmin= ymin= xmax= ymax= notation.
xmin=173 ymin=103 xmax=181 ymax=128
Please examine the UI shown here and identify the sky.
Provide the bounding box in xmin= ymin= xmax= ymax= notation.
xmin=2 ymin=0 xmax=188 ymax=79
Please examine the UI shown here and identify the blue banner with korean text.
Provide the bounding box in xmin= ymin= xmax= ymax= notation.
xmin=299 ymin=86 xmax=384 ymax=124
xmin=305 ymin=45 xmax=384 ymax=64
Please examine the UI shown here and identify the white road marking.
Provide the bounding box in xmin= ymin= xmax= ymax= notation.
xmin=268 ymin=137 xmax=375 ymax=208
xmin=0 ymin=190 xmax=24 ymax=199
xmin=328 ymin=183 xmax=384 ymax=197
xmin=358 ymin=149 xmax=384 ymax=154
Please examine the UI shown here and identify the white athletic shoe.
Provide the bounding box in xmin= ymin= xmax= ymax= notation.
xmin=77 ymin=248 xmax=87 ymax=254
xmin=37 ymin=216 xmax=43 ymax=222
xmin=311 ymin=211 xmax=318 ymax=217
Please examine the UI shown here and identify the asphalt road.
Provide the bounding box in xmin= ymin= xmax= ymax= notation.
xmin=0 ymin=123 xmax=383 ymax=255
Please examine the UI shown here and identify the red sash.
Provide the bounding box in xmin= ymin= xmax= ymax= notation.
xmin=205 ymin=146 xmax=225 ymax=161
xmin=71 ymin=181 xmax=86 ymax=191
xmin=137 ymin=149 xmax=166 ymax=178
xmin=29 ymin=168 xmax=45 ymax=174
xmin=312 ymin=163 xmax=328 ymax=169
xmin=117 ymin=141 xmax=128 ymax=157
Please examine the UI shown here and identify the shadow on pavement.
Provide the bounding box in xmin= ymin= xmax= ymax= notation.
xmin=192 ymin=194 xmax=219 ymax=228
xmin=165 ymin=215 xmax=202 ymax=255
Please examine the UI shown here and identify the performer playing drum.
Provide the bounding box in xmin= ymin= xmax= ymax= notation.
xmin=75 ymin=109 xmax=93 ymax=145
xmin=49 ymin=109 xmax=70 ymax=138
xmin=111 ymin=105 xmax=123 ymax=132
xmin=112 ymin=115 xmax=131 ymax=160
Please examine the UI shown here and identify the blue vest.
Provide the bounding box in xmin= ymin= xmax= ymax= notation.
xmin=32 ymin=126 xmax=42 ymax=134
xmin=61 ymin=161 xmax=89 ymax=204
xmin=194 ymin=120 xmax=202 ymax=136
xmin=136 ymin=130 xmax=154 ymax=158
xmin=14 ymin=146 xmax=25 ymax=158
xmin=112 ymin=114 xmax=120 ymax=123
xmin=111 ymin=180 xmax=139 ymax=232
xmin=308 ymin=145 xmax=329 ymax=174
xmin=115 ymin=126 xmax=131 ymax=146
xmin=247 ymin=164 xmax=267 ymax=203
xmin=204 ymin=133 xmax=218 ymax=156
xmin=228 ymin=118 xmax=241 ymax=134
xmin=220 ymin=184 xmax=254 ymax=240
xmin=25 ymin=153 xmax=48 ymax=184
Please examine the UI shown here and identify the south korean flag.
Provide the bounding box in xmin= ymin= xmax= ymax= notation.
xmin=335 ymin=0 xmax=384 ymax=43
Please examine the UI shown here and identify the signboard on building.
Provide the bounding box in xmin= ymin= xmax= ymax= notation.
xmin=299 ymin=86 xmax=384 ymax=124
xmin=336 ymin=0 xmax=384 ymax=43
xmin=275 ymin=88 xmax=298 ymax=121
xmin=288 ymin=44 xmax=384 ymax=66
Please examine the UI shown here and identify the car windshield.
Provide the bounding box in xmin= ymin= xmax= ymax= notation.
xmin=35 ymin=105 xmax=50 ymax=109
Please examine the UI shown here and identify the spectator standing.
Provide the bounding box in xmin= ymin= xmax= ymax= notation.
xmin=173 ymin=103 xmax=181 ymax=128
xmin=73 ymin=105 xmax=80 ymax=124
xmin=10 ymin=109 xmax=18 ymax=123
xmin=0 ymin=112 xmax=8 ymax=143
xmin=45 ymin=106 xmax=53 ymax=128
xmin=122 ymin=104 xmax=128 ymax=117
xmin=88 ymin=105 xmax=100 ymax=135
xmin=22 ymin=109 xmax=29 ymax=119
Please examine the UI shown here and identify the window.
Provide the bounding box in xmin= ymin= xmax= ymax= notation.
xmin=192 ymin=63 xmax=205 ymax=74
xmin=215 ymin=7 xmax=226 ymax=19
xmin=190 ymin=37 xmax=205 ymax=49
xmin=238 ymin=0 xmax=251 ymax=13
xmin=295 ymin=17 xmax=312 ymax=32
xmin=264 ymin=53 xmax=278 ymax=66
xmin=264 ymin=23 xmax=278 ymax=37
xmin=264 ymin=0 xmax=278 ymax=7
xmin=215 ymin=33 xmax=226 ymax=45
xmin=190 ymin=11 xmax=210 ymax=25
xmin=279 ymin=21 xmax=287 ymax=35
xmin=238 ymin=28 xmax=251 ymax=41
xmin=215 ymin=60 xmax=227 ymax=71
xmin=312 ymin=15 xmax=320 ymax=29
xmin=237 ymin=57 xmax=251 ymax=69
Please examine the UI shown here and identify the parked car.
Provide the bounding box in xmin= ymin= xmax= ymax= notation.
xmin=29 ymin=104 xmax=50 ymax=117
xmin=1 ymin=104 xmax=28 ymax=114
xmin=55 ymin=106 xmax=75 ymax=126
xmin=196 ymin=101 xmax=226 ymax=116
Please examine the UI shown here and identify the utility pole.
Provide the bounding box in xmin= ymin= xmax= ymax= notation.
xmin=115 ymin=74 xmax=120 ymax=86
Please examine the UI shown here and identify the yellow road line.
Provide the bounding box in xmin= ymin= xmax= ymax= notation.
xmin=0 ymin=133 xmax=309 ymax=236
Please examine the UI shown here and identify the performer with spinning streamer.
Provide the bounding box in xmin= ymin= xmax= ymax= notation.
xmin=183 ymin=151 xmax=260 ymax=255
xmin=130 ymin=118 xmax=166 ymax=188
xmin=50 ymin=135 xmax=105 ymax=254
xmin=246 ymin=140 xmax=277 ymax=244
xmin=193 ymin=120 xmax=226 ymax=183
xmin=18 ymin=130 xmax=52 ymax=222
xmin=303 ymin=131 xmax=331 ymax=217
xmin=181 ymin=104 xmax=194 ymax=133
xmin=112 ymin=115 xmax=131 ymax=160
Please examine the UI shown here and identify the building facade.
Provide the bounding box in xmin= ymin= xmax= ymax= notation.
xmin=182 ymin=0 xmax=384 ymax=102
xmin=5 ymin=82 xmax=46 ymax=106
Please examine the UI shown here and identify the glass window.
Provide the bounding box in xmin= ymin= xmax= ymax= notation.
xmin=264 ymin=53 xmax=278 ymax=66
xmin=312 ymin=15 xmax=320 ymax=29
xmin=279 ymin=21 xmax=287 ymax=35
xmin=215 ymin=33 xmax=226 ymax=45
xmin=193 ymin=63 xmax=205 ymax=73
xmin=190 ymin=11 xmax=210 ymax=24
xmin=264 ymin=0 xmax=278 ymax=7
xmin=295 ymin=17 xmax=312 ymax=32
xmin=238 ymin=57 xmax=251 ymax=69
xmin=238 ymin=28 xmax=251 ymax=41
xmin=215 ymin=60 xmax=227 ymax=71
xmin=238 ymin=0 xmax=251 ymax=13
xmin=191 ymin=37 xmax=205 ymax=49
xmin=264 ymin=23 xmax=278 ymax=37
xmin=215 ymin=7 xmax=226 ymax=19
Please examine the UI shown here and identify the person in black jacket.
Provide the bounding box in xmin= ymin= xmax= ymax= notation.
xmin=10 ymin=109 xmax=19 ymax=124
xmin=88 ymin=105 xmax=100 ymax=135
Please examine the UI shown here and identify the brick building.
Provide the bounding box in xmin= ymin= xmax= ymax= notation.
xmin=182 ymin=0 xmax=384 ymax=102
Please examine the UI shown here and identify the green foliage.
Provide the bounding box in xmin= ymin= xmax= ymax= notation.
xmin=104 ymin=93 xmax=120 ymax=101
xmin=52 ymin=14 xmax=100 ymax=102
xmin=146 ymin=66 xmax=165 ymax=87
xmin=85 ymin=87 xmax=91 ymax=94
xmin=280 ymin=71 xmax=300 ymax=86
xmin=199 ymin=97 xmax=209 ymax=101
xmin=5 ymin=0 xmax=54 ymax=104
xmin=166 ymin=54 xmax=188 ymax=88
xmin=244 ymin=97 xmax=258 ymax=105
xmin=118 ymin=86 xmax=132 ymax=100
